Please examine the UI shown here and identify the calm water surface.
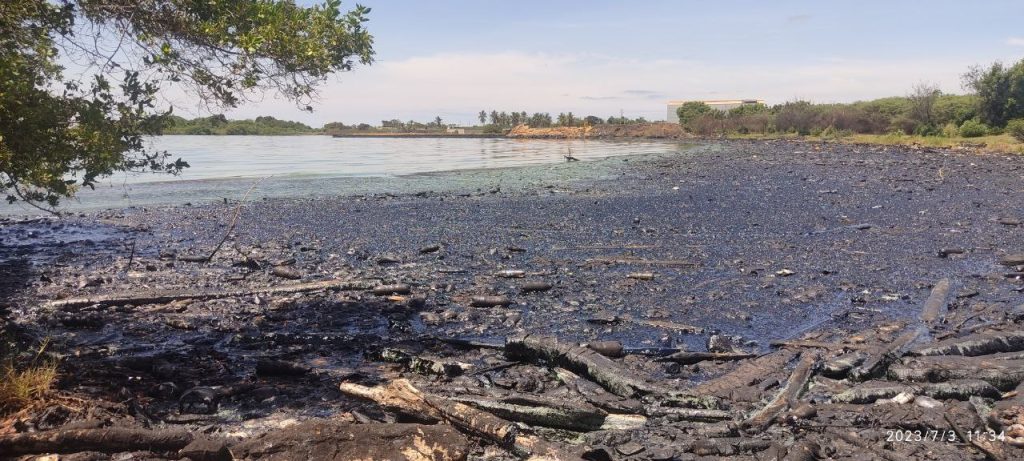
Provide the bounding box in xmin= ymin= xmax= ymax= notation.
xmin=3 ymin=136 xmax=689 ymax=214
xmin=143 ymin=135 xmax=679 ymax=181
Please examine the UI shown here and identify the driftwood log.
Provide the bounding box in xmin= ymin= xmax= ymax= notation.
xmin=46 ymin=278 xmax=374 ymax=309
xmin=743 ymin=352 xmax=818 ymax=431
xmin=888 ymin=356 xmax=1024 ymax=391
xmin=919 ymin=278 xmax=951 ymax=324
xmin=848 ymin=328 xmax=920 ymax=381
xmin=504 ymin=334 xmax=662 ymax=398
xmin=655 ymin=351 xmax=757 ymax=364
xmin=0 ymin=428 xmax=196 ymax=457
xmin=910 ymin=330 xmax=1024 ymax=357
xmin=339 ymin=379 xmax=572 ymax=460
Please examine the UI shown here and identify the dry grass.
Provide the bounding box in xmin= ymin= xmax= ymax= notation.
xmin=0 ymin=340 xmax=58 ymax=415
xmin=728 ymin=132 xmax=1024 ymax=154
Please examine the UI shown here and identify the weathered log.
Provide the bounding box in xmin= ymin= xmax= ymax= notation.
xmin=552 ymin=367 xmax=644 ymax=415
xmin=227 ymin=421 xmax=472 ymax=461
xmin=271 ymin=266 xmax=302 ymax=280
xmin=372 ymin=284 xmax=412 ymax=295
xmin=506 ymin=335 xmax=656 ymax=398
xmin=888 ymin=356 xmax=1024 ymax=391
xmin=769 ymin=339 xmax=866 ymax=351
xmin=521 ymin=282 xmax=553 ymax=293
xmin=909 ymin=330 xmax=1024 ymax=357
xmin=1000 ymin=253 xmax=1024 ymax=266
xmin=645 ymin=406 xmax=734 ymax=422
xmin=655 ymin=351 xmax=756 ymax=365
xmin=821 ymin=352 xmax=866 ymax=378
xmin=919 ymin=278 xmax=951 ymax=324
xmin=452 ymin=395 xmax=609 ymax=431
xmin=694 ymin=349 xmax=797 ymax=397
xmin=46 ymin=278 xmax=373 ymax=309
xmin=586 ymin=340 xmax=625 ymax=358
xmin=849 ymin=328 xmax=920 ymax=382
xmin=833 ymin=379 xmax=1001 ymax=404
xmin=743 ymin=352 xmax=818 ymax=431
xmin=0 ymin=427 xmax=195 ymax=456
xmin=470 ymin=295 xmax=512 ymax=307
xmin=339 ymin=379 xmax=571 ymax=460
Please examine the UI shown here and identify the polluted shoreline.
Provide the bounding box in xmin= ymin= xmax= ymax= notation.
xmin=1 ymin=139 xmax=1023 ymax=460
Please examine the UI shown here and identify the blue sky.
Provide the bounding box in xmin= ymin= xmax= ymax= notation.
xmin=207 ymin=0 xmax=1024 ymax=126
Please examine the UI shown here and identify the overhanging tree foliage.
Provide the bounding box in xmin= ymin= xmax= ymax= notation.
xmin=0 ymin=0 xmax=373 ymax=211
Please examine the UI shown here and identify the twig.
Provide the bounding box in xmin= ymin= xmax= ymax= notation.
xmin=204 ymin=176 xmax=270 ymax=262
xmin=126 ymin=238 xmax=137 ymax=271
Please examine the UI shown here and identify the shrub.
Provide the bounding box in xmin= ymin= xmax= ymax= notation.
xmin=1008 ymin=119 xmax=1024 ymax=142
xmin=959 ymin=119 xmax=988 ymax=138
xmin=676 ymin=102 xmax=714 ymax=126
xmin=941 ymin=123 xmax=959 ymax=137
xmin=775 ymin=100 xmax=819 ymax=135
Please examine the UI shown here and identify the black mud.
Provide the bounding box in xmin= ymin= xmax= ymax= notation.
xmin=2 ymin=139 xmax=1022 ymax=460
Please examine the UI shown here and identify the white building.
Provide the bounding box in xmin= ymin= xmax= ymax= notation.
xmin=666 ymin=99 xmax=765 ymax=123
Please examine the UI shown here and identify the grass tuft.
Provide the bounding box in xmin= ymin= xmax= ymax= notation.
xmin=0 ymin=339 xmax=58 ymax=415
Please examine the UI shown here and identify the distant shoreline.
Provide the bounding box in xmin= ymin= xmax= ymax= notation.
xmin=330 ymin=133 xmax=504 ymax=139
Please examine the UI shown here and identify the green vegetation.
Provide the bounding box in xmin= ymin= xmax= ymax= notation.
xmin=675 ymin=101 xmax=715 ymax=125
xmin=164 ymin=115 xmax=317 ymax=135
xmin=958 ymin=119 xmax=988 ymax=138
xmin=1 ymin=0 xmax=373 ymax=211
xmin=679 ymin=58 xmax=1024 ymax=153
xmin=1 ymin=338 xmax=57 ymax=415
xmin=1008 ymin=119 xmax=1024 ymax=142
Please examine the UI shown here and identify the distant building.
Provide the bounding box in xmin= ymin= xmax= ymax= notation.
xmin=666 ymin=99 xmax=765 ymax=123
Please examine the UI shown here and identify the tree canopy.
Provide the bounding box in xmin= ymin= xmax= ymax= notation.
xmin=0 ymin=0 xmax=373 ymax=211
xmin=963 ymin=59 xmax=1024 ymax=128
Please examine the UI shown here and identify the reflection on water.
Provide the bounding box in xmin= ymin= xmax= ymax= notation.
xmin=2 ymin=135 xmax=689 ymax=214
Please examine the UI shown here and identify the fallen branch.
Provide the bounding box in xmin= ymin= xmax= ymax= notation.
xmin=910 ymin=330 xmax=1024 ymax=357
xmin=0 ymin=428 xmax=195 ymax=456
xmin=888 ymin=356 xmax=1024 ymax=391
xmin=693 ymin=350 xmax=797 ymax=397
xmin=769 ymin=339 xmax=866 ymax=351
xmin=833 ymin=379 xmax=1001 ymax=404
xmin=743 ymin=352 xmax=818 ymax=432
xmin=505 ymin=335 xmax=667 ymax=399
xmin=849 ymin=328 xmax=920 ymax=382
xmin=452 ymin=395 xmax=612 ymax=431
xmin=46 ymin=278 xmax=374 ymax=309
xmin=204 ymin=175 xmax=269 ymax=262
xmin=655 ymin=351 xmax=756 ymax=364
xmin=339 ymin=379 xmax=572 ymax=460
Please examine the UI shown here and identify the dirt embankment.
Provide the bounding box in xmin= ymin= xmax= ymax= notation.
xmin=507 ymin=122 xmax=689 ymax=139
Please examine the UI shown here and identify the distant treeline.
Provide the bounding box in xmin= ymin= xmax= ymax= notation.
xmin=677 ymin=58 xmax=1024 ymax=141
xmin=474 ymin=110 xmax=648 ymax=133
xmin=163 ymin=115 xmax=318 ymax=135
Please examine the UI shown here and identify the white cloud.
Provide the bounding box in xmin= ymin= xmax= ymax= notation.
xmin=219 ymin=52 xmax=980 ymax=126
xmin=1008 ymin=37 xmax=1024 ymax=46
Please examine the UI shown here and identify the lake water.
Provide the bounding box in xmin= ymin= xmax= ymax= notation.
xmin=2 ymin=135 xmax=689 ymax=214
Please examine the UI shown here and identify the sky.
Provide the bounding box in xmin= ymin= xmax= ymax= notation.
xmin=175 ymin=0 xmax=1024 ymax=126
